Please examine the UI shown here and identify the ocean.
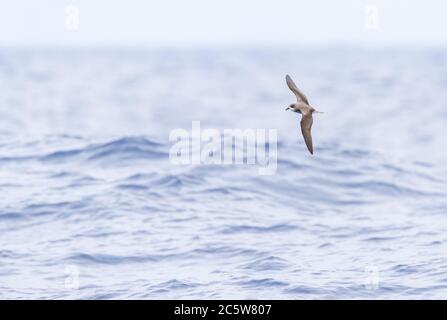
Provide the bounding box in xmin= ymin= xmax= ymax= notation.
xmin=1 ymin=47 xmax=447 ymax=299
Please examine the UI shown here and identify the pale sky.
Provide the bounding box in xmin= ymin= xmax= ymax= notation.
xmin=0 ymin=0 xmax=446 ymax=46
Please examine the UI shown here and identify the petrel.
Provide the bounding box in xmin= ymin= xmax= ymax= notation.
xmin=285 ymin=74 xmax=323 ymax=155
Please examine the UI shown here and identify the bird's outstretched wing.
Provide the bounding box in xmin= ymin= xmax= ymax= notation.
xmin=286 ymin=75 xmax=309 ymax=105
xmin=300 ymin=114 xmax=313 ymax=154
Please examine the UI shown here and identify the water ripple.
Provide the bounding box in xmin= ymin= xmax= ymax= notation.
xmin=1 ymin=48 xmax=447 ymax=299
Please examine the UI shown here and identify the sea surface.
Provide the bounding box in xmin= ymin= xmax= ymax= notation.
xmin=1 ymin=47 xmax=447 ymax=299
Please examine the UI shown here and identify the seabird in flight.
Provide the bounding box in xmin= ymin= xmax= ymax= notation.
xmin=285 ymin=74 xmax=323 ymax=155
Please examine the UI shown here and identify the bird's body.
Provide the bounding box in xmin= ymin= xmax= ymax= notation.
xmin=285 ymin=75 xmax=322 ymax=155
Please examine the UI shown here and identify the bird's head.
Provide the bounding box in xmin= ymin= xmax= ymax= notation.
xmin=285 ymin=104 xmax=302 ymax=114
xmin=285 ymin=104 xmax=295 ymax=111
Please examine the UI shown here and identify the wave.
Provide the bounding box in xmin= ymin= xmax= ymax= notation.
xmin=2 ymin=135 xmax=447 ymax=299
xmin=40 ymin=137 xmax=167 ymax=164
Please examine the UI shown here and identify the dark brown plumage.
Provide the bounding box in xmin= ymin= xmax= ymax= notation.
xmin=285 ymin=75 xmax=323 ymax=155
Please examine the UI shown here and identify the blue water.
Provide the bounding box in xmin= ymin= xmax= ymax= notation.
xmin=1 ymin=47 xmax=447 ymax=299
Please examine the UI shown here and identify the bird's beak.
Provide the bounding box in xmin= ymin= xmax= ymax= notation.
xmin=285 ymin=107 xmax=290 ymax=111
